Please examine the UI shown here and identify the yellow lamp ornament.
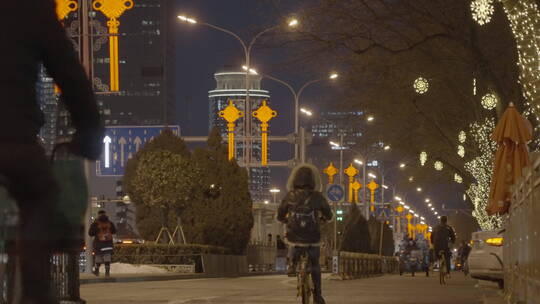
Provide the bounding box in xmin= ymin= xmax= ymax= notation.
xmin=252 ymin=100 xmax=277 ymax=166
xmin=367 ymin=180 xmax=379 ymax=212
xmin=406 ymin=213 xmax=414 ymax=239
xmin=351 ymin=180 xmax=362 ymax=203
xmin=344 ymin=164 xmax=359 ymax=202
xmin=56 ymin=0 xmax=78 ymax=20
xmin=323 ymin=162 xmax=338 ymax=184
xmin=219 ymin=100 xmax=244 ymax=161
xmin=93 ymin=0 xmax=135 ymax=91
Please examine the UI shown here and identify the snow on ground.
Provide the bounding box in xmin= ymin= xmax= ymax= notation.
xmin=110 ymin=263 xmax=168 ymax=274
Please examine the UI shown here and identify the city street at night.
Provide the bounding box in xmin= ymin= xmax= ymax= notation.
xmin=81 ymin=273 xmax=501 ymax=304
xmin=1 ymin=0 xmax=539 ymax=303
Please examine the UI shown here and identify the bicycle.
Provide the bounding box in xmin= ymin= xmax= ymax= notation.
xmin=296 ymin=247 xmax=313 ymax=304
xmin=438 ymin=250 xmax=448 ymax=285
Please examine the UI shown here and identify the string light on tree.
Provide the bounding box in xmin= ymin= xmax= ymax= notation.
xmin=500 ymin=0 xmax=540 ymax=120
xmin=454 ymin=173 xmax=463 ymax=184
xmin=459 ymin=131 xmax=467 ymax=143
xmin=473 ymin=78 xmax=477 ymax=96
xmin=481 ymin=93 xmax=498 ymax=110
xmin=414 ymin=77 xmax=429 ymax=94
xmin=458 ymin=145 xmax=466 ymax=158
xmin=471 ymin=0 xmax=495 ymax=25
xmin=464 ymin=117 xmax=502 ymax=230
xmin=420 ymin=151 xmax=428 ymax=166
xmin=434 ymin=161 xmax=444 ymax=171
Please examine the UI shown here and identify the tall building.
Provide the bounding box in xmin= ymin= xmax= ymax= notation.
xmin=209 ymin=67 xmax=271 ymax=202
xmin=36 ymin=66 xmax=58 ymax=155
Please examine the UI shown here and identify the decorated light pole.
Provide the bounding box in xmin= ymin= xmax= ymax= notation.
xmin=219 ymin=100 xmax=244 ymax=160
xmin=92 ymin=0 xmax=134 ymax=91
xmin=323 ymin=162 xmax=338 ymax=184
xmin=344 ymin=164 xmax=359 ymax=203
xmin=367 ymin=180 xmax=379 ymax=213
xmin=252 ymin=100 xmax=277 ymax=166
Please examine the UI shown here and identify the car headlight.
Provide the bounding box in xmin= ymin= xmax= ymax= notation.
xmin=485 ymin=237 xmax=503 ymax=246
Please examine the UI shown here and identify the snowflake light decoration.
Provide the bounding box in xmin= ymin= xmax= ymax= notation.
xmin=414 ymin=77 xmax=429 ymax=94
xmin=434 ymin=161 xmax=444 ymax=171
xmin=471 ymin=0 xmax=495 ymax=26
xmin=481 ymin=93 xmax=498 ymax=110
xmin=459 ymin=131 xmax=466 ymax=143
xmin=454 ymin=174 xmax=463 ymax=184
xmin=420 ymin=151 xmax=428 ymax=166
xmin=458 ymin=145 xmax=466 ymax=158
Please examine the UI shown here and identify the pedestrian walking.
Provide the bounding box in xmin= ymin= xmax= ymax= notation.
xmin=0 ymin=0 xmax=103 ymax=302
xmin=89 ymin=210 xmax=117 ymax=277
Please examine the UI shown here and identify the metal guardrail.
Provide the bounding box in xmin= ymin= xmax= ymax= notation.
xmin=246 ymin=242 xmax=277 ymax=272
xmin=507 ymin=152 xmax=540 ymax=304
xmin=338 ymin=251 xmax=399 ymax=280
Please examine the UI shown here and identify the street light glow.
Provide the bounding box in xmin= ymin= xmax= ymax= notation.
xmin=242 ymin=65 xmax=258 ymax=75
xmin=382 ymin=185 xmax=389 ymax=189
xmin=431 ymin=207 xmax=435 ymax=211
xmin=404 ymin=205 xmax=410 ymax=209
xmin=395 ymin=196 xmax=402 ymax=201
xmin=368 ymin=173 xmax=377 ymax=179
xmin=269 ymin=188 xmax=280 ymax=193
xmin=425 ymin=198 xmax=430 ymax=203
xmin=416 ymin=187 xmax=422 ymax=192
xmin=329 ymin=73 xmax=339 ymax=79
xmin=367 ymin=115 xmax=375 ymax=122
xmin=428 ymin=203 xmax=432 ymax=207
xmin=177 ymin=15 xmax=197 ymax=24
xmin=264 ymin=200 xmax=269 ymax=205
xmin=288 ymin=18 xmax=299 ymax=27
xmin=399 ymin=163 xmax=406 ymax=168
xmin=399 ymin=201 xmax=405 ymax=205
xmin=434 ymin=211 xmax=438 ymax=215
xmin=300 ymin=108 xmax=313 ymax=116
xmin=384 ymin=145 xmax=391 ymax=151
xmin=329 ymin=141 xmax=339 ymax=147
xmin=354 ymin=159 xmax=364 ymax=166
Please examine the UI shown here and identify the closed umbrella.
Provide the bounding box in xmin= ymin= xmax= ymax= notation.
xmin=487 ymin=103 xmax=532 ymax=215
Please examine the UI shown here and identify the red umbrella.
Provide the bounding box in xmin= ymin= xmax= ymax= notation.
xmin=487 ymin=104 xmax=532 ymax=215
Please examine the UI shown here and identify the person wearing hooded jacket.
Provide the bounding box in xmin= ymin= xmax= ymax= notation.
xmin=89 ymin=210 xmax=117 ymax=277
xmin=277 ymin=164 xmax=333 ymax=304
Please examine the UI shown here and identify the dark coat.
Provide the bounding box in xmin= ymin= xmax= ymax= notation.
xmin=89 ymin=215 xmax=117 ymax=255
xmin=277 ymin=164 xmax=333 ymax=244
xmin=431 ymin=223 xmax=456 ymax=252
xmin=0 ymin=0 xmax=102 ymax=159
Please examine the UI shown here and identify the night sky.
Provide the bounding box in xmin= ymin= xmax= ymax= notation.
xmin=173 ymin=0 xmax=324 ymax=194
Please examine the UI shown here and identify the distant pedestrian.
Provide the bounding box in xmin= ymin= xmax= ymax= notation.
xmin=267 ymin=233 xmax=273 ymax=245
xmin=89 ymin=210 xmax=117 ymax=277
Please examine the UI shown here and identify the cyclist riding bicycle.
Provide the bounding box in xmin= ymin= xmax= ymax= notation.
xmin=0 ymin=1 xmax=103 ymax=302
xmin=430 ymin=216 xmax=456 ymax=274
xmin=277 ymin=164 xmax=333 ymax=304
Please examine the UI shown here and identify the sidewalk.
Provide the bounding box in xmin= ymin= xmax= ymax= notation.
xmin=80 ymin=271 xmax=279 ymax=284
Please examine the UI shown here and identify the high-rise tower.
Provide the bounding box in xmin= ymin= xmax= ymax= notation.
xmin=209 ymin=67 xmax=271 ymax=202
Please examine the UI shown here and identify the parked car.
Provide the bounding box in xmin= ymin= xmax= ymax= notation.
xmin=468 ymin=230 xmax=504 ymax=288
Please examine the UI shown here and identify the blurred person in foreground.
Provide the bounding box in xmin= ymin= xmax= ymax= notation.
xmin=0 ymin=0 xmax=103 ymax=303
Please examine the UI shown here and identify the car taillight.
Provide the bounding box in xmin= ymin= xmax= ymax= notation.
xmin=485 ymin=237 xmax=503 ymax=246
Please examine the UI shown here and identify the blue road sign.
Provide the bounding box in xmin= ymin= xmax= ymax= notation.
xmin=96 ymin=125 xmax=180 ymax=176
xmin=325 ymin=184 xmax=345 ymax=203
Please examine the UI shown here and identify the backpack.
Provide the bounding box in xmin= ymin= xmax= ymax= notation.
xmin=97 ymin=221 xmax=113 ymax=242
xmin=288 ymin=196 xmax=318 ymax=237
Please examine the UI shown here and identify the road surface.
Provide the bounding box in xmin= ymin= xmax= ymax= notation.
xmin=81 ymin=273 xmax=501 ymax=304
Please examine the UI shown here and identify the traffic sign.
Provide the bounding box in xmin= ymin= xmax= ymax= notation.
xmin=325 ymin=184 xmax=345 ymax=203
xmin=96 ymin=125 xmax=180 ymax=176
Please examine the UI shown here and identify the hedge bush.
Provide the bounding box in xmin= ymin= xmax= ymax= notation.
xmin=113 ymin=244 xmax=231 ymax=267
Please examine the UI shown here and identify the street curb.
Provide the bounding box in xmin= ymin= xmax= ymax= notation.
xmin=80 ymin=271 xmax=280 ymax=285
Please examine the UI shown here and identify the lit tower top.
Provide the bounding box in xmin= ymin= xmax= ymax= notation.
xmin=209 ymin=67 xmax=270 ymax=100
